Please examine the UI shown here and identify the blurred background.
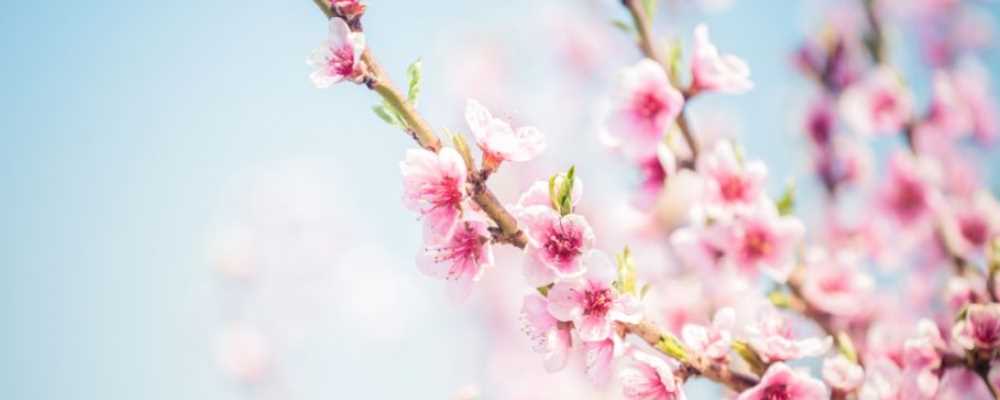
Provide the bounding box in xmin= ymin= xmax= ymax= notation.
xmin=2 ymin=0 xmax=999 ymax=399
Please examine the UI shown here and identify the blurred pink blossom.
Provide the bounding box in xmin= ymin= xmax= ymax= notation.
xmin=737 ymin=362 xmax=828 ymax=400
xmin=690 ymin=24 xmax=753 ymax=94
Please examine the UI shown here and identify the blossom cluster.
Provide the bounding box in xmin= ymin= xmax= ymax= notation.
xmin=293 ymin=0 xmax=1000 ymax=399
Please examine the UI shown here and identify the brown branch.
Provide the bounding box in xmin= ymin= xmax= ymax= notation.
xmin=621 ymin=0 xmax=699 ymax=165
xmin=624 ymin=320 xmax=758 ymax=392
xmin=310 ymin=0 xmax=527 ymax=249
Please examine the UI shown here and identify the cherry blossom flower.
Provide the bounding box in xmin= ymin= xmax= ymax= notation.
xmin=308 ymin=18 xmax=366 ymax=88
xmin=953 ymin=303 xmax=1000 ymax=351
xmin=840 ymin=66 xmax=914 ymax=135
xmin=805 ymin=97 xmax=835 ymax=147
xmin=858 ymin=356 xmax=903 ymax=399
xmin=520 ymin=206 xmax=596 ymax=286
xmin=634 ymin=144 xmax=677 ymax=211
xmin=725 ymin=206 xmax=805 ymax=283
xmin=669 ymin=219 xmax=729 ymax=272
xmin=547 ymin=251 xmax=642 ymax=341
xmin=953 ymin=58 xmax=1000 ymax=144
xmin=923 ymin=70 xmax=972 ymax=139
xmin=935 ymin=367 xmax=994 ymax=400
xmin=400 ymin=147 xmax=468 ymax=243
xmin=417 ymin=217 xmax=494 ymax=301
xmin=800 ymin=249 xmax=874 ymax=320
xmin=737 ymin=362 xmax=828 ymax=400
xmin=465 ymin=99 xmax=545 ymax=165
xmin=690 ymin=24 xmax=753 ymax=94
xmin=605 ymin=59 xmax=685 ymax=160
xmin=941 ymin=190 xmax=1000 ymax=255
xmin=619 ymin=350 xmax=687 ymax=400
xmin=901 ymin=320 xmax=946 ymax=399
xmin=822 ymin=355 xmax=865 ymax=392
xmin=583 ymin=334 xmax=624 ymax=386
xmin=696 ymin=141 xmax=768 ymax=215
xmin=943 ymin=275 xmax=986 ymax=315
xmin=876 ymin=152 xmax=938 ymax=228
xmin=520 ymin=293 xmax=572 ymax=372
xmin=746 ymin=310 xmax=831 ymax=363
xmin=681 ymin=307 xmax=734 ymax=360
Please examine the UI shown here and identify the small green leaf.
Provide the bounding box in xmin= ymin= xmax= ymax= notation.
xmin=613 ymin=246 xmax=637 ymax=295
xmin=665 ymin=39 xmax=683 ymax=87
xmin=642 ymin=0 xmax=658 ymax=20
xmin=655 ymin=334 xmax=689 ymax=362
xmin=776 ymin=179 xmax=796 ymax=217
xmin=406 ymin=58 xmax=422 ymax=107
xmin=767 ymin=290 xmax=791 ymax=309
xmin=372 ymin=104 xmax=404 ymax=129
xmin=611 ymin=19 xmax=633 ymax=34
xmin=732 ymin=340 xmax=767 ymax=375
xmin=548 ymin=166 xmax=576 ymax=216
xmin=836 ymin=332 xmax=858 ymax=364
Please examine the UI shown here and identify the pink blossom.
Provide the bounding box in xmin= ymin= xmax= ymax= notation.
xmin=942 ymin=276 xmax=985 ymax=316
xmin=858 ymin=357 xmax=903 ymax=399
xmin=876 ymin=152 xmax=938 ymax=228
xmin=840 ymin=67 xmax=913 ymax=135
xmin=634 ymin=144 xmax=677 ymax=211
xmin=725 ymin=206 xmax=805 ymax=283
xmin=400 ymin=147 xmax=468 ymax=243
xmin=923 ymin=70 xmax=972 ymax=139
xmin=953 ymin=58 xmax=1000 ymax=143
xmin=681 ymin=307 xmax=734 ymax=360
xmin=669 ymin=220 xmax=729 ymax=272
xmin=547 ymin=252 xmax=642 ymax=341
xmin=952 ymin=303 xmax=1000 ymax=351
xmin=900 ymin=320 xmax=947 ymax=399
xmin=332 ymin=0 xmax=366 ymax=20
xmin=936 ymin=367 xmax=994 ymax=400
xmin=520 ymin=293 xmax=572 ymax=372
xmin=605 ymin=59 xmax=685 ymax=160
xmin=746 ymin=310 xmax=831 ymax=363
xmin=583 ymin=334 xmax=624 ymax=386
xmin=520 ymin=206 xmax=596 ymax=286
xmin=941 ymin=191 xmax=1000 ymax=255
xmin=805 ymin=97 xmax=835 ymax=147
xmin=417 ymin=217 xmax=494 ymax=301
xmin=619 ymin=350 xmax=687 ymax=400
xmin=800 ymin=249 xmax=874 ymax=320
xmin=690 ymin=24 xmax=753 ymax=94
xmin=737 ymin=362 xmax=828 ymax=400
xmin=307 ymin=18 xmax=365 ymax=88
xmin=822 ymin=355 xmax=865 ymax=392
xmin=697 ymin=142 xmax=768 ymax=214
xmin=465 ymin=99 xmax=545 ymax=164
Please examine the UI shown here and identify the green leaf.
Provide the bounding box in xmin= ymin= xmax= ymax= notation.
xmin=836 ymin=332 xmax=858 ymax=364
xmin=613 ymin=246 xmax=637 ymax=295
xmin=641 ymin=0 xmax=658 ymax=20
xmin=665 ymin=39 xmax=683 ymax=87
xmin=767 ymin=290 xmax=791 ymax=309
xmin=406 ymin=58 xmax=422 ymax=107
xmin=776 ymin=179 xmax=796 ymax=217
xmin=611 ymin=19 xmax=633 ymax=34
xmin=655 ymin=334 xmax=689 ymax=362
xmin=640 ymin=283 xmax=652 ymax=299
xmin=731 ymin=340 xmax=767 ymax=375
xmin=372 ymin=104 xmax=405 ymax=129
xmin=548 ymin=166 xmax=576 ymax=216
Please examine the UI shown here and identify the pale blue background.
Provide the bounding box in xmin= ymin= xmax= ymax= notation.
xmin=2 ymin=1 xmax=998 ymax=399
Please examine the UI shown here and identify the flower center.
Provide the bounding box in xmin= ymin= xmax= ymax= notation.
xmin=743 ymin=227 xmax=773 ymax=260
xmin=633 ymin=90 xmax=665 ymax=121
xmin=762 ymin=384 xmax=790 ymax=400
xmin=719 ymin=174 xmax=748 ymax=202
xmin=544 ymin=227 xmax=582 ymax=263
xmin=892 ymin=178 xmax=926 ymax=220
xmin=427 ymin=175 xmax=463 ymax=212
xmin=872 ymin=90 xmax=899 ymax=122
xmin=960 ymin=217 xmax=989 ymax=247
xmin=818 ymin=273 xmax=850 ymax=294
xmin=329 ymin=45 xmax=356 ymax=77
xmin=583 ymin=288 xmax=613 ymax=317
xmin=429 ymin=224 xmax=482 ymax=279
xmin=974 ymin=318 xmax=1000 ymax=346
xmin=809 ymin=109 xmax=832 ymax=145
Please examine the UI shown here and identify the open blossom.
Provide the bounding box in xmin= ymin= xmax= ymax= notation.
xmin=877 ymin=152 xmax=938 ymax=228
xmin=840 ymin=66 xmax=913 ymax=135
xmin=746 ymin=310 xmax=831 ymax=363
xmin=465 ymin=99 xmax=545 ymax=164
xmin=697 ymin=141 xmax=767 ymax=214
xmin=619 ymin=350 xmax=687 ymax=400
xmin=725 ymin=206 xmax=805 ymax=283
xmin=690 ymin=24 xmax=753 ymax=94
xmin=800 ymin=249 xmax=874 ymax=320
xmin=822 ymin=355 xmax=865 ymax=392
xmin=308 ymin=18 xmax=365 ymax=88
xmin=953 ymin=303 xmax=1000 ymax=351
xmin=520 ymin=206 xmax=596 ymax=285
xmin=417 ymin=217 xmax=494 ymax=301
xmin=737 ymin=362 xmax=828 ymax=400
xmin=901 ymin=320 xmax=946 ymax=399
xmin=400 ymin=147 xmax=467 ymax=243
xmin=547 ymin=251 xmax=642 ymax=341
xmin=923 ymin=70 xmax=972 ymax=139
xmin=941 ymin=190 xmax=1000 ymax=255
xmin=605 ymin=59 xmax=684 ymax=160
xmin=681 ymin=307 xmax=734 ymax=360
xmin=520 ymin=293 xmax=572 ymax=372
